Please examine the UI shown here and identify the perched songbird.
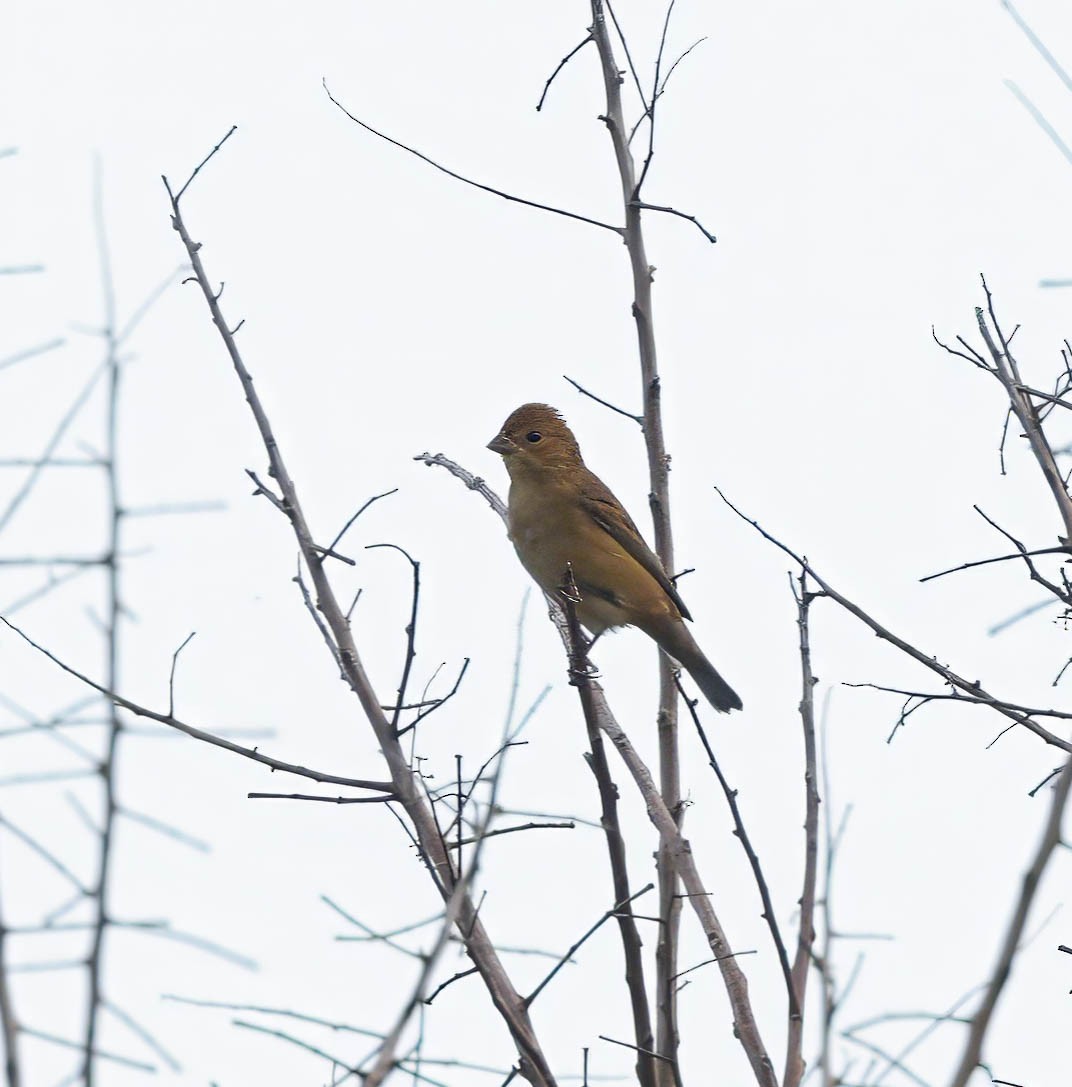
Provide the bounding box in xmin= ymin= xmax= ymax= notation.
xmin=487 ymin=403 xmax=742 ymax=713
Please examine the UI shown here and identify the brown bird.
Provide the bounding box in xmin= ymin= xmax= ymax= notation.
xmin=487 ymin=403 xmax=742 ymax=713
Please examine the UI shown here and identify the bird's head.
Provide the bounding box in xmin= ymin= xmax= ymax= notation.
xmin=487 ymin=403 xmax=584 ymax=473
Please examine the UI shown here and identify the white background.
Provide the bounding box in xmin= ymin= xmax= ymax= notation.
xmin=2 ymin=1 xmax=1071 ymax=1084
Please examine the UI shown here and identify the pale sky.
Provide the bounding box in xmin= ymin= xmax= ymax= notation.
xmin=3 ymin=2 xmax=1072 ymax=1085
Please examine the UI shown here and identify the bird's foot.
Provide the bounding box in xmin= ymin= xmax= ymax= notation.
xmin=567 ymin=658 xmax=601 ymax=686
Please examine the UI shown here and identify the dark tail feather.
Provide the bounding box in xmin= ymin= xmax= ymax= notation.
xmin=684 ymin=653 xmax=743 ymax=713
xmin=652 ymin=621 xmax=743 ymax=714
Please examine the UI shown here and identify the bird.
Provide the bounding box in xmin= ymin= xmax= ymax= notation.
xmin=487 ymin=403 xmax=742 ymax=713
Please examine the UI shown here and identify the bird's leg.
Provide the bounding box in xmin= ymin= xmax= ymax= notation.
xmin=558 ymin=565 xmax=602 ymax=684
xmin=558 ymin=562 xmax=583 ymax=606
xmin=568 ymin=629 xmax=602 ymax=684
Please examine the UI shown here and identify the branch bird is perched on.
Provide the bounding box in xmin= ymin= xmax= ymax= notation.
xmin=487 ymin=403 xmax=742 ymax=713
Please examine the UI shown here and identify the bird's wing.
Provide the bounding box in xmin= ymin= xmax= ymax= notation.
xmin=577 ymin=470 xmax=693 ymax=621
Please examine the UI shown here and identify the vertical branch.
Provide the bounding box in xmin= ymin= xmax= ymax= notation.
xmin=785 ymin=574 xmax=821 ymax=1087
xmin=586 ymin=678 xmax=777 ymax=1086
xmin=0 ymin=144 xmax=24 ymax=1087
xmin=948 ymin=754 xmax=1072 ymax=1087
xmin=563 ymin=580 xmax=657 ymax=1087
xmin=82 ymin=164 xmax=123 ymax=1087
xmin=813 ymin=696 xmax=844 ymax=1087
xmin=588 ymin=5 xmax=683 ymax=1075
xmin=0 ymin=842 xmax=21 ymax=1087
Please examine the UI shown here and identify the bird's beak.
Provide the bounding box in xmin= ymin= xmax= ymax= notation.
xmin=486 ymin=434 xmax=513 ymax=455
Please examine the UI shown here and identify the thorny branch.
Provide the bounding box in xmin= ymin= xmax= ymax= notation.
xmin=161 ymin=137 xmax=557 ymax=1086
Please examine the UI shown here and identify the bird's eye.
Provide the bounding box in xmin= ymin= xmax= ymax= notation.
xmin=525 ymin=431 xmax=542 ymax=444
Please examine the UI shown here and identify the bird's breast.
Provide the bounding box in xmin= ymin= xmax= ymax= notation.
xmin=506 ymin=479 xmax=585 ymax=589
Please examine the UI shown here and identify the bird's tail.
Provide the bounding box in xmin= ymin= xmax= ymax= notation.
xmin=649 ymin=619 xmax=743 ymax=714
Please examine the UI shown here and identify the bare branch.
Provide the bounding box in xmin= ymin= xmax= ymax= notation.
xmin=588 ymin=9 xmax=689 ymax=1078
xmin=0 ymin=616 xmax=396 ymax=794
xmin=1001 ymin=1 xmax=1072 ymax=93
xmin=563 ymin=375 xmax=643 ymax=425
xmin=949 ymin=757 xmax=1072 ymax=1086
xmin=0 ymin=361 xmax=107 ymax=536
xmin=919 ymin=545 xmax=1070 ymax=585
xmin=975 ymin=281 xmax=1072 ymax=540
xmin=102 ymin=1000 xmax=181 ymax=1072
xmin=631 ymin=200 xmax=717 ymax=243
xmin=0 ymin=337 xmax=65 ymax=373
xmin=674 ymin=675 xmax=797 ymax=1024
xmin=324 ymin=82 xmax=622 ymax=236
xmin=327 ymin=488 xmax=398 ymax=555
xmin=524 ymin=884 xmax=654 ymax=1009
xmin=1004 ymin=81 xmax=1072 ymax=168
xmin=536 ymin=35 xmax=593 ymax=111
xmin=562 ymin=594 xmax=776 ymax=1086
xmin=172 ymin=125 xmax=238 ymax=203
xmin=712 ymin=487 xmax=1072 ymax=755
xmin=167 ymin=631 xmax=196 ymax=717
xmin=414 ymin=453 xmax=507 ymax=518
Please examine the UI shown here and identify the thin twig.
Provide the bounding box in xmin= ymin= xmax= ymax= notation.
xmin=0 ymin=616 xmax=396 ymax=794
xmin=324 ymin=82 xmax=622 ymax=236
xmin=712 ymin=487 xmax=1072 ymax=756
xmin=785 ymin=572 xmax=821 ymax=1087
xmin=563 ymin=376 xmax=643 ymax=425
xmin=536 ymin=36 xmax=594 ymax=111
xmin=167 ymin=632 xmax=196 ymax=717
xmin=524 ymin=885 xmax=654 ymax=1009
xmin=675 ymin=670 xmax=799 ymax=1036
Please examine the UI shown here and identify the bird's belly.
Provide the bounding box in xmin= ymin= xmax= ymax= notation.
xmin=507 ymin=498 xmax=634 ymax=634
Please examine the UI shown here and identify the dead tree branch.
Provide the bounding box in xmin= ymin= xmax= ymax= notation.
xmin=588 ymin=5 xmax=686 ymax=1073
xmin=785 ymin=573 xmax=821 ymax=1087
xmin=949 ymin=756 xmax=1072 ymax=1087
xmin=712 ymin=488 xmax=1072 ymax=757
xmin=161 ymin=141 xmax=557 ymax=1086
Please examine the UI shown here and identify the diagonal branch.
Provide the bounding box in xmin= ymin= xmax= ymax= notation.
xmin=324 ymin=82 xmax=622 ymax=236
xmin=162 ymin=148 xmax=557 ymax=1087
xmin=784 ymin=573 xmax=821 ymax=1087
xmin=949 ymin=755 xmax=1072 ymax=1087
xmin=0 ymin=616 xmax=395 ymax=794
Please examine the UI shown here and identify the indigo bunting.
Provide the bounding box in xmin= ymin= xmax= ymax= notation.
xmin=488 ymin=403 xmax=742 ymax=713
